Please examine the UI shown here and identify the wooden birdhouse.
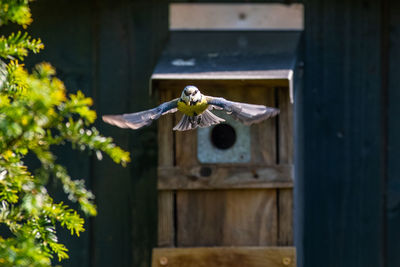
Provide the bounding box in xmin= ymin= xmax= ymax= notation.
xmin=151 ymin=31 xmax=301 ymax=267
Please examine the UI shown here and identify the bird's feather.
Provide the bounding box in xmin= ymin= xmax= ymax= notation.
xmin=206 ymin=96 xmax=279 ymax=125
xmin=173 ymin=109 xmax=225 ymax=131
xmin=102 ymin=98 xmax=179 ymax=130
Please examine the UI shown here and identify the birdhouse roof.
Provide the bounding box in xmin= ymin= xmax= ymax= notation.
xmin=151 ymin=31 xmax=301 ymax=102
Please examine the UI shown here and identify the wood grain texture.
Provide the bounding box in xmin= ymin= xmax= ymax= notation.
xmin=158 ymin=165 xmax=293 ymax=190
xmin=152 ymin=247 xmax=296 ymax=267
xmin=251 ymin=87 xmax=277 ymax=165
xmin=277 ymin=88 xmax=294 ymax=246
xmin=222 ymin=190 xmax=277 ymax=246
xmin=169 ymin=3 xmax=304 ymax=31
xmin=157 ymin=89 xmax=176 ymax=247
xmin=278 ymin=189 xmax=293 ymax=246
xmin=297 ymin=1 xmax=384 ymax=266
xmin=176 ymin=189 xmax=277 ymax=246
xmin=177 ymin=190 xmax=225 ymax=246
xmin=158 ymin=89 xmax=174 ymax=167
xmin=278 ymin=88 xmax=293 ymax=165
xmin=158 ymin=191 xmax=175 ymax=247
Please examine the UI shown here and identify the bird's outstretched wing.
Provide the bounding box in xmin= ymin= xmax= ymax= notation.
xmin=206 ymin=96 xmax=279 ymax=125
xmin=102 ymin=99 xmax=179 ymax=130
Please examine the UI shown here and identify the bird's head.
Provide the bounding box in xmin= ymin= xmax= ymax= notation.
xmin=180 ymin=85 xmax=202 ymax=104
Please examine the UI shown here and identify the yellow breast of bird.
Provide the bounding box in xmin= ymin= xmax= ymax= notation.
xmin=177 ymin=98 xmax=209 ymax=117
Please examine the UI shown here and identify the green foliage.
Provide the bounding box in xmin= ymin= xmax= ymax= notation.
xmin=0 ymin=0 xmax=33 ymax=27
xmin=0 ymin=31 xmax=44 ymax=60
xmin=0 ymin=1 xmax=130 ymax=265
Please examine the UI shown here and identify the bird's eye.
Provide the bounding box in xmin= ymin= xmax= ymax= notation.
xmin=184 ymin=90 xmax=190 ymax=96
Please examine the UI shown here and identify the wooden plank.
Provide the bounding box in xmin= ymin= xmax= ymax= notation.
xmin=278 ymin=88 xmax=294 ymax=165
xmin=298 ymin=1 xmax=384 ymax=266
xmin=278 ymin=188 xmax=293 ymax=246
xmin=222 ymin=190 xmax=278 ymax=246
xmin=158 ymin=191 xmax=175 ymax=247
xmin=387 ymin=0 xmax=400 ymax=266
xmin=177 ymin=189 xmax=277 ymax=246
xmin=277 ymin=88 xmax=294 ymax=246
xmin=169 ymin=3 xmax=304 ymax=31
xmin=158 ymin=89 xmax=174 ymax=167
xmin=158 ymin=165 xmax=293 ymax=190
xmin=157 ymin=88 xmax=175 ymax=247
xmin=251 ymin=87 xmax=277 ymax=165
xmin=152 ymin=247 xmax=296 ymax=267
xmin=177 ymin=190 xmax=225 ymax=246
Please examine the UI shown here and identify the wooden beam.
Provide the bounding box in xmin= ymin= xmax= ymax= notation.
xmin=152 ymin=247 xmax=295 ymax=267
xmin=158 ymin=165 xmax=293 ymax=190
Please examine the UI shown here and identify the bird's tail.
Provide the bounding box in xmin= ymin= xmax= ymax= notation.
xmin=173 ymin=110 xmax=224 ymax=131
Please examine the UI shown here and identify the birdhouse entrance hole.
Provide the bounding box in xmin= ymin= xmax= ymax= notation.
xmin=210 ymin=123 xmax=237 ymax=150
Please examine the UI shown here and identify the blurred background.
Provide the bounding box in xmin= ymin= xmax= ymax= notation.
xmin=25 ymin=0 xmax=400 ymax=267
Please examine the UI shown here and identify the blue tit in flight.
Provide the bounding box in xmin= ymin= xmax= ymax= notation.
xmin=102 ymin=85 xmax=279 ymax=131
